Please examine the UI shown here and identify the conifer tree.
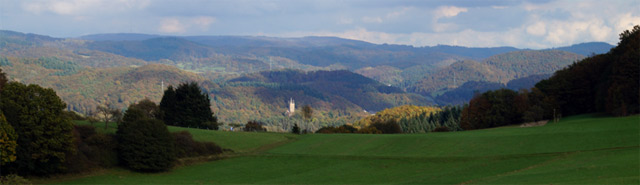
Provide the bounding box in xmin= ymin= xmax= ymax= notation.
xmin=160 ymin=82 xmax=217 ymax=129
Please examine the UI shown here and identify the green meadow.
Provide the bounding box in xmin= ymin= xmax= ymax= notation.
xmin=48 ymin=115 xmax=639 ymax=184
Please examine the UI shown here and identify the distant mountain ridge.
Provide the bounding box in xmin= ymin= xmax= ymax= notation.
xmin=0 ymin=30 xmax=617 ymax=125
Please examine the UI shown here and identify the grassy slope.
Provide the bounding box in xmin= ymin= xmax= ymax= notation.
xmin=73 ymin=120 xmax=297 ymax=153
xmin=53 ymin=115 xmax=638 ymax=184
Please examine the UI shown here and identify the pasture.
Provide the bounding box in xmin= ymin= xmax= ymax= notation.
xmin=49 ymin=115 xmax=639 ymax=184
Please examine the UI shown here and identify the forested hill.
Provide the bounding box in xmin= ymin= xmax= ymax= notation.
xmin=211 ymin=70 xmax=431 ymax=127
xmin=0 ymin=30 xmax=618 ymax=127
xmin=402 ymin=49 xmax=585 ymax=100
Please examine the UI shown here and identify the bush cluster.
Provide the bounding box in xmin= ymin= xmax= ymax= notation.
xmin=173 ymin=131 xmax=223 ymax=158
xmin=244 ymin=121 xmax=267 ymax=132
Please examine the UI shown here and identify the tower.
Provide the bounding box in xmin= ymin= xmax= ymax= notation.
xmin=287 ymin=98 xmax=295 ymax=117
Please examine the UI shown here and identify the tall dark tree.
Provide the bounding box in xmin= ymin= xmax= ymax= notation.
xmin=302 ymin=105 xmax=313 ymax=121
xmin=160 ymin=82 xmax=217 ymax=129
xmin=291 ymin=123 xmax=301 ymax=134
xmin=159 ymin=86 xmax=177 ymax=125
xmin=0 ymin=82 xmax=75 ymax=175
xmin=604 ymin=25 xmax=639 ymax=116
xmin=0 ymin=67 xmax=7 ymax=92
xmin=117 ymin=106 xmax=175 ymax=172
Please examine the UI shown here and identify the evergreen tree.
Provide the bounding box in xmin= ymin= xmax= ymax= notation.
xmin=160 ymin=82 xmax=218 ymax=129
xmin=0 ymin=82 xmax=75 ymax=175
xmin=159 ymin=86 xmax=177 ymax=125
xmin=292 ymin=123 xmax=301 ymax=134
xmin=0 ymin=67 xmax=7 ymax=92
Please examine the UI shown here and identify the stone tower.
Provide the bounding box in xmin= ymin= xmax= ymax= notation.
xmin=287 ymin=98 xmax=295 ymax=116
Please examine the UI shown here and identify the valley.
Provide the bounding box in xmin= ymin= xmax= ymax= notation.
xmin=0 ymin=30 xmax=613 ymax=128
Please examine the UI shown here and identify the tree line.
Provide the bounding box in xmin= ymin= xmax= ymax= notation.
xmin=460 ymin=25 xmax=639 ymax=130
xmin=0 ymin=67 xmax=225 ymax=178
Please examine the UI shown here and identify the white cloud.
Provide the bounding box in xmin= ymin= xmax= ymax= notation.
xmin=159 ymin=18 xmax=186 ymax=33
xmin=491 ymin=6 xmax=507 ymax=9
xmin=434 ymin=6 xmax=468 ymax=18
xmin=360 ymin=7 xmax=411 ymax=24
xmin=159 ymin=16 xmax=217 ymax=33
xmin=526 ymin=21 xmax=546 ymax=36
xmin=614 ymin=13 xmax=640 ymax=34
xmin=22 ymin=0 xmax=150 ymax=15
xmin=276 ymin=27 xmax=536 ymax=49
xmin=431 ymin=6 xmax=468 ymax=32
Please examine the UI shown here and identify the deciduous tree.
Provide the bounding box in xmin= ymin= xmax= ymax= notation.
xmin=0 ymin=111 xmax=17 ymax=165
xmin=0 ymin=82 xmax=75 ymax=175
xmin=117 ymin=106 xmax=175 ymax=172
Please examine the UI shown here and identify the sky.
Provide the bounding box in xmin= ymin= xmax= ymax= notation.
xmin=0 ymin=0 xmax=638 ymax=49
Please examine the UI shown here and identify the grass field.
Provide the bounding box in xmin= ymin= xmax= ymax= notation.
xmin=73 ymin=120 xmax=297 ymax=152
xmin=49 ymin=114 xmax=639 ymax=184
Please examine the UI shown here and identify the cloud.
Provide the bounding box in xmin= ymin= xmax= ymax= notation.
xmin=362 ymin=16 xmax=383 ymax=23
xmin=431 ymin=6 xmax=468 ymax=32
xmin=159 ymin=18 xmax=185 ymax=33
xmin=361 ymin=7 xmax=412 ymax=24
xmin=434 ymin=6 xmax=468 ymax=18
xmin=614 ymin=13 xmax=640 ymax=34
xmin=22 ymin=0 xmax=150 ymax=15
xmin=158 ymin=16 xmax=216 ymax=33
xmin=526 ymin=21 xmax=546 ymax=36
xmin=192 ymin=16 xmax=216 ymax=28
xmin=491 ymin=6 xmax=508 ymax=9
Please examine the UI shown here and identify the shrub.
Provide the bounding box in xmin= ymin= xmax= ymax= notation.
xmin=172 ymin=131 xmax=223 ymax=158
xmin=370 ymin=120 xmax=402 ymax=134
xmin=0 ymin=174 xmax=31 ymax=185
xmin=244 ymin=121 xmax=266 ymax=132
xmin=433 ymin=127 xmax=450 ymax=132
xmin=355 ymin=127 xmax=382 ymax=134
xmin=64 ymin=125 xmax=118 ymax=173
xmin=315 ymin=125 xmax=359 ymax=134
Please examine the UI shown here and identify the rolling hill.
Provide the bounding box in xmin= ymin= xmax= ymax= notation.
xmin=49 ymin=114 xmax=639 ymax=184
xmin=0 ymin=30 xmax=616 ymax=127
xmin=210 ymin=70 xmax=432 ymax=130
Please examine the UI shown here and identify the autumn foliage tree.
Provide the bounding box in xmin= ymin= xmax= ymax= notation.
xmin=0 ymin=111 xmax=17 ymax=165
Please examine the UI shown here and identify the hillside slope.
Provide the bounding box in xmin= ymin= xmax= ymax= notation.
xmin=211 ymin=70 xmax=432 ymax=129
xmin=54 ymin=114 xmax=639 ymax=184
